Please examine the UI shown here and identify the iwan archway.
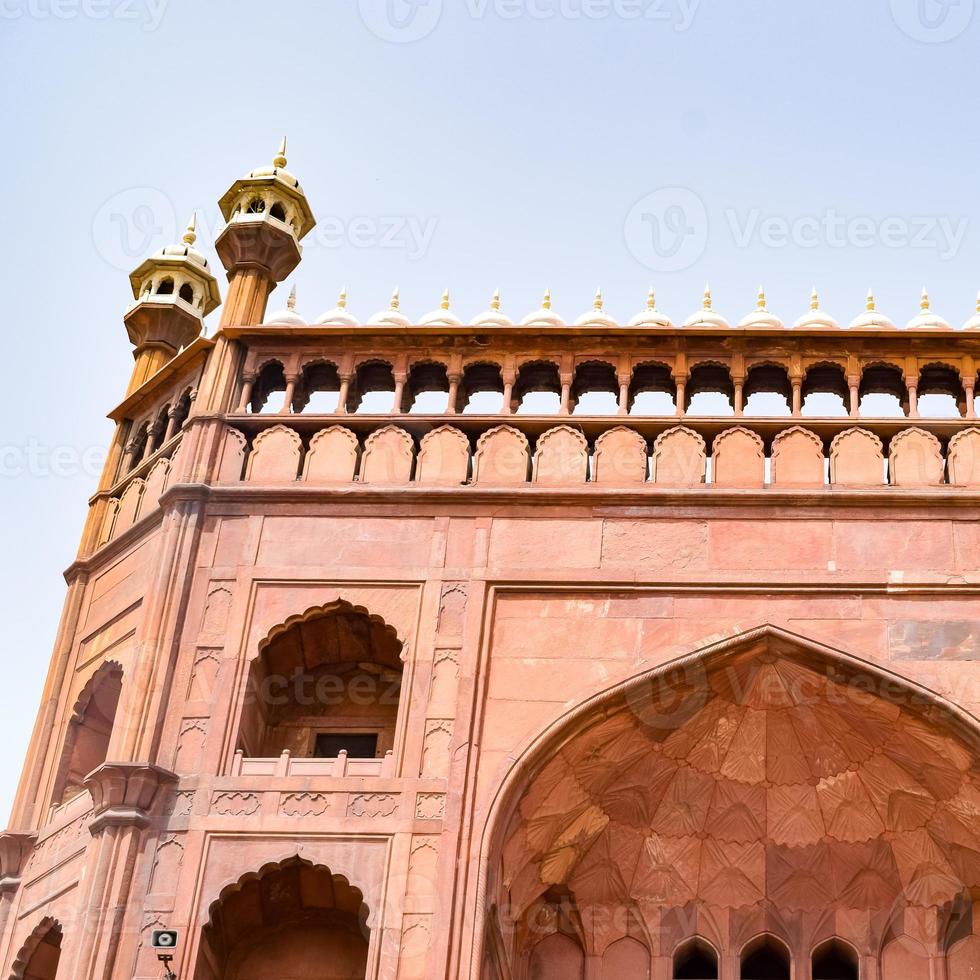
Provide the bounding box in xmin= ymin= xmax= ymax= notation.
xmin=475 ymin=626 xmax=980 ymax=979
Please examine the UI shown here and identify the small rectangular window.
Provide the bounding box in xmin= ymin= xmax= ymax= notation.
xmin=313 ymin=733 xmax=379 ymax=759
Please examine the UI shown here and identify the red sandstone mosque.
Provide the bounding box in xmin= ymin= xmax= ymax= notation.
xmin=2 ymin=141 xmax=980 ymax=979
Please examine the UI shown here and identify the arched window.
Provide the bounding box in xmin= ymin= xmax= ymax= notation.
xmin=237 ymin=603 xmax=403 ymax=764
xmin=196 ymin=858 xmax=368 ymax=980
xmin=629 ymin=362 xmax=676 ymax=415
xmin=812 ymin=938 xmax=859 ymax=979
xmin=572 ymin=361 xmax=618 ymax=415
xmin=802 ymin=362 xmax=849 ymax=417
xmin=740 ymin=936 xmax=791 ymax=979
xmin=674 ymin=938 xmax=719 ymax=978
xmin=178 ymin=282 xmax=194 ymax=304
xmin=859 ymin=363 xmax=907 ymax=417
xmin=170 ymin=389 xmax=192 ymax=433
xmin=686 ymin=363 xmax=735 ymax=416
xmin=13 ymin=918 xmax=62 ymax=980
xmin=294 ymin=361 xmax=341 ymax=413
xmin=405 ymin=361 xmax=449 ymax=414
xmin=248 ymin=361 xmax=287 ymax=414
xmin=156 ymin=277 xmax=174 ymax=296
xmin=515 ymin=360 xmax=561 ymax=414
xmin=744 ymin=362 xmax=792 ymax=416
xmin=246 ymin=197 xmax=266 ymax=214
xmin=460 ymin=362 xmax=504 ymax=414
xmin=918 ymin=363 xmax=966 ymax=418
xmin=269 ymin=201 xmax=287 ymax=222
xmin=52 ymin=662 xmax=123 ymax=804
xmin=348 ymin=360 xmax=396 ymax=414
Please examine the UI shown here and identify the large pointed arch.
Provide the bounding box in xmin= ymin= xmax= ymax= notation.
xmin=9 ymin=916 xmax=63 ymax=980
xmin=470 ymin=624 xmax=980 ymax=978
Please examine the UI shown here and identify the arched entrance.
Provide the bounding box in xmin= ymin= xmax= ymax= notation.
xmin=478 ymin=626 xmax=980 ymax=977
xmin=194 ymin=857 xmax=369 ymax=980
xmin=10 ymin=918 xmax=62 ymax=980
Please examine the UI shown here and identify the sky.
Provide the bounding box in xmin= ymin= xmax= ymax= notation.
xmin=0 ymin=0 xmax=978 ymax=821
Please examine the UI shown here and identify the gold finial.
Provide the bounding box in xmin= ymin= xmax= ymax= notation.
xmin=866 ymin=288 xmax=876 ymax=312
xmin=441 ymin=288 xmax=451 ymax=311
xmin=921 ymin=286 xmax=930 ymax=311
xmin=647 ymin=286 xmax=656 ymax=311
xmin=182 ymin=212 xmax=197 ymax=247
xmin=390 ymin=287 xmax=400 ymax=311
xmin=810 ymin=286 xmax=819 ymax=312
xmin=594 ymin=287 xmax=603 ymax=312
xmin=542 ymin=288 xmax=552 ymax=311
xmin=338 ymin=286 xmax=348 ymax=310
xmin=757 ymin=285 xmax=767 ymax=311
xmin=703 ymin=284 xmax=712 ymax=310
xmin=274 ymin=136 xmax=288 ymax=169
xmin=491 ymin=288 xmax=501 ymax=312
xmin=287 ymin=285 xmax=297 ymax=311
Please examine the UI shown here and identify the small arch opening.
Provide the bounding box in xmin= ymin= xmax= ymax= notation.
xmin=248 ymin=361 xmax=287 ymax=415
xmin=687 ymin=363 xmax=735 ymax=416
xmin=674 ymin=938 xmax=719 ymax=979
xmin=126 ymin=420 xmax=150 ymax=472
xmin=740 ymin=935 xmax=791 ymax=980
xmin=859 ymin=363 xmax=907 ymax=417
xmin=348 ymin=360 xmax=396 ymax=414
xmin=246 ymin=197 xmax=266 ymax=214
xmin=52 ymin=662 xmax=123 ymax=805
xmin=178 ymin=282 xmax=194 ymax=304
xmin=812 ymin=938 xmax=859 ymax=979
xmin=16 ymin=919 xmax=63 ymax=980
xmin=515 ymin=360 xmax=561 ymax=414
xmin=294 ymin=362 xmax=341 ymax=414
xmin=802 ymin=362 xmax=849 ymax=417
xmin=405 ymin=361 xmax=450 ymax=414
xmin=460 ymin=362 xmax=504 ymax=414
xmin=629 ymin=362 xmax=676 ymax=415
xmin=170 ymin=389 xmax=192 ymax=433
xmin=572 ymin=360 xmax=619 ymax=415
xmin=156 ymin=277 xmax=174 ymax=296
xmin=744 ymin=362 xmax=792 ymax=416
xmin=918 ymin=363 xmax=966 ymax=418
xmin=269 ymin=201 xmax=287 ymax=222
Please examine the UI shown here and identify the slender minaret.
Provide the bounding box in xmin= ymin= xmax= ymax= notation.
xmin=215 ymin=137 xmax=316 ymax=327
xmin=122 ymin=213 xmax=221 ymax=395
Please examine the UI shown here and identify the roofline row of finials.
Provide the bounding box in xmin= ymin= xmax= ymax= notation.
xmin=263 ymin=284 xmax=980 ymax=332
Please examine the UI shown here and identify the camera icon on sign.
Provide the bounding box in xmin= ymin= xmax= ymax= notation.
xmin=358 ymin=0 xmax=443 ymax=42
xmin=890 ymin=0 xmax=974 ymax=42
xmin=623 ymin=186 xmax=709 ymax=273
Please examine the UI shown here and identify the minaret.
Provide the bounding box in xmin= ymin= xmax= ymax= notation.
xmin=215 ymin=138 xmax=316 ymax=327
xmin=123 ymin=214 xmax=221 ymax=395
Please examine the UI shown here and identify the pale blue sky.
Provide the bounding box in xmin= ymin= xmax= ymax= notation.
xmin=1 ymin=0 xmax=978 ymax=820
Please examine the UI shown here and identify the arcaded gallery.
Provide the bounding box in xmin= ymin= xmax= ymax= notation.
xmin=2 ymin=144 xmax=980 ymax=979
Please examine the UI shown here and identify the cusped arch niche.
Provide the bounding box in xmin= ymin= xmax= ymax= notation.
xmin=193 ymin=856 xmax=370 ymax=980
xmin=476 ymin=625 xmax=980 ymax=979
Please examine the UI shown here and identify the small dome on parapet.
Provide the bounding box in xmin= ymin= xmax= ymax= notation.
xmin=367 ymin=288 xmax=411 ymax=326
xmin=738 ymin=286 xmax=785 ymax=329
xmin=964 ymin=292 xmax=980 ymax=330
xmin=267 ymin=285 xmax=307 ymax=326
xmin=521 ymin=289 xmax=567 ymax=328
xmin=628 ymin=287 xmax=674 ymax=328
xmin=315 ymin=287 xmax=359 ymax=326
xmin=420 ymin=289 xmax=463 ymax=326
xmin=684 ymin=285 xmax=731 ymax=328
xmin=906 ymin=288 xmax=952 ymax=330
xmin=849 ymin=289 xmax=897 ymax=329
xmin=470 ymin=289 xmax=514 ymax=327
xmin=155 ymin=214 xmax=210 ymax=269
xmin=574 ymin=289 xmax=620 ymax=327
xmin=793 ymin=288 xmax=840 ymax=329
